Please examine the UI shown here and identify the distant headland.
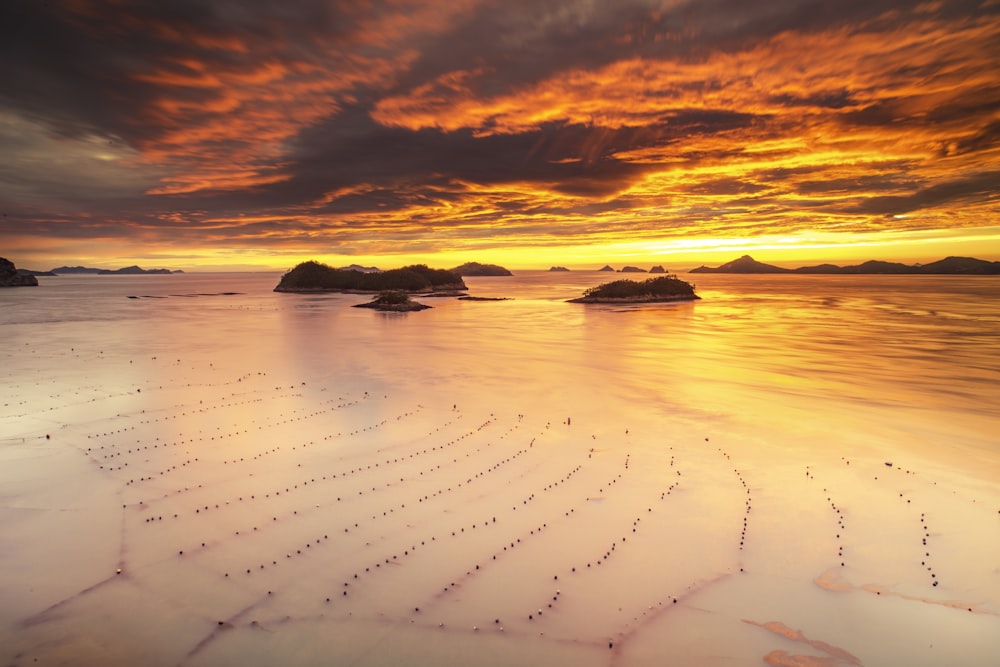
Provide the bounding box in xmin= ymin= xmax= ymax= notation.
xmin=690 ymin=255 xmax=1000 ymax=274
xmin=274 ymin=261 xmax=467 ymax=293
xmin=449 ymin=262 xmax=513 ymax=276
xmin=569 ymin=275 xmax=699 ymax=304
xmin=22 ymin=265 xmax=183 ymax=275
xmin=98 ymin=266 xmax=183 ymax=275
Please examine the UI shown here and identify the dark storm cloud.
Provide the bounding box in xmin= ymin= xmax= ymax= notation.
xmin=278 ymin=105 xmax=760 ymax=211
xmin=849 ymin=170 xmax=1000 ymax=217
xmin=0 ymin=1 xmax=362 ymax=140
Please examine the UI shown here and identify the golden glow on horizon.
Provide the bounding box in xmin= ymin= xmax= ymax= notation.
xmin=21 ymin=225 xmax=994 ymax=274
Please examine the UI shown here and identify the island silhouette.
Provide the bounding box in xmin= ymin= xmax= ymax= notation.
xmin=449 ymin=262 xmax=513 ymax=276
xmin=569 ymin=275 xmax=699 ymax=304
xmin=352 ymin=290 xmax=432 ymax=311
xmin=691 ymin=255 xmax=1000 ymax=274
xmin=274 ymin=261 xmax=467 ymax=293
xmin=0 ymin=257 xmax=38 ymax=287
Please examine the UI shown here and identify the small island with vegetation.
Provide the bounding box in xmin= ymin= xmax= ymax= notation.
xmin=353 ymin=290 xmax=431 ymax=311
xmin=274 ymin=261 xmax=466 ymax=293
xmin=569 ymin=275 xmax=700 ymax=304
xmin=449 ymin=262 xmax=513 ymax=276
xmin=549 ymin=266 xmax=570 ymax=272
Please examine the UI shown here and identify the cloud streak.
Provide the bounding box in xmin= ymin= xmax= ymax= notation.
xmin=1 ymin=0 xmax=998 ymax=267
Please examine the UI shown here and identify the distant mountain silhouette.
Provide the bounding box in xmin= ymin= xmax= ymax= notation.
xmin=48 ymin=265 xmax=181 ymax=274
xmin=548 ymin=266 xmax=570 ymax=272
xmin=338 ymin=264 xmax=381 ymax=273
xmin=51 ymin=266 xmax=103 ymax=274
xmin=811 ymin=260 xmax=915 ymax=274
xmin=98 ymin=266 xmax=178 ymax=275
xmin=690 ymin=255 xmax=789 ymax=273
xmin=917 ymin=256 xmax=1000 ymax=274
xmin=598 ymin=265 xmax=615 ymax=272
xmin=792 ymin=263 xmax=842 ymax=274
xmin=691 ymin=255 xmax=1000 ymax=275
xmin=449 ymin=262 xmax=513 ymax=276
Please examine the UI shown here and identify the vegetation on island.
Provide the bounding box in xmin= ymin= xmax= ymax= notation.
xmin=274 ymin=261 xmax=467 ymax=293
xmin=569 ymin=275 xmax=699 ymax=303
xmin=352 ymin=290 xmax=431 ymax=311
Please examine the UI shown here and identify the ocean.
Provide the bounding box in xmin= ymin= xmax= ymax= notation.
xmin=2 ymin=270 xmax=998 ymax=666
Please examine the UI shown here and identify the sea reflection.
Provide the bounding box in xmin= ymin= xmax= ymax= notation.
xmin=1 ymin=271 xmax=998 ymax=666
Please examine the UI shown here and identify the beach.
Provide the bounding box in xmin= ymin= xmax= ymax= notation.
xmin=1 ymin=271 xmax=998 ymax=666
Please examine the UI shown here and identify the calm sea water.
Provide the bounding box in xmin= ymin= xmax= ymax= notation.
xmin=2 ymin=270 xmax=998 ymax=666
xmin=4 ymin=270 xmax=997 ymax=475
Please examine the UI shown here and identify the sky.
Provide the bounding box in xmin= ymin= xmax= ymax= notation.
xmin=1 ymin=0 xmax=998 ymax=271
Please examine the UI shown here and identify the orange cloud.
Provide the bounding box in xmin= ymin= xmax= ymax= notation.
xmin=4 ymin=1 xmax=999 ymax=270
xmin=366 ymin=11 xmax=1000 ymax=249
xmin=374 ymin=15 xmax=998 ymax=135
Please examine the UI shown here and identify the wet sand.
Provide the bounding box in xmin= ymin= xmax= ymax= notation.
xmin=1 ymin=276 xmax=998 ymax=666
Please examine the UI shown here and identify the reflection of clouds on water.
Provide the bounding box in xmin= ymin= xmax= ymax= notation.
xmin=1 ymin=272 xmax=998 ymax=666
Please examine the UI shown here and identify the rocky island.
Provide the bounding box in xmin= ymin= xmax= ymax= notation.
xmin=568 ymin=275 xmax=699 ymax=304
xmin=449 ymin=262 xmax=513 ymax=276
xmin=274 ymin=261 xmax=467 ymax=293
xmin=1 ymin=257 xmax=38 ymax=286
xmin=619 ymin=266 xmax=647 ymax=273
xmin=598 ymin=265 xmax=616 ymax=272
xmin=352 ymin=290 xmax=431 ymax=311
xmin=548 ymin=266 xmax=570 ymax=272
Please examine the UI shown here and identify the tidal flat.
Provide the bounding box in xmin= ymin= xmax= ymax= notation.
xmin=1 ymin=271 xmax=998 ymax=666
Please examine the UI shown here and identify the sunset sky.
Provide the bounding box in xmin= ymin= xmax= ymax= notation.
xmin=1 ymin=0 xmax=998 ymax=271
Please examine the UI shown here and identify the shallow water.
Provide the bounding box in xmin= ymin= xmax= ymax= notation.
xmin=1 ymin=271 xmax=998 ymax=666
